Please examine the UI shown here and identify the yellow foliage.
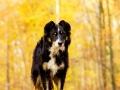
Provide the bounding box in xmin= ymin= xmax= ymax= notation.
xmin=0 ymin=0 xmax=120 ymax=90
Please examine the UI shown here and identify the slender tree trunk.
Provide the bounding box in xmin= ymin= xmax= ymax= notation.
xmin=55 ymin=0 xmax=59 ymax=23
xmin=82 ymin=1 xmax=102 ymax=89
xmin=12 ymin=19 xmax=27 ymax=90
xmin=98 ymin=0 xmax=107 ymax=90
xmin=106 ymin=0 xmax=116 ymax=90
xmin=6 ymin=37 xmax=9 ymax=90
xmin=98 ymin=0 xmax=103 ymax=89
xmin=81 ymin=59 xmax=85 ymax=90
xmin=102 ymin=34 xmax=107 ymax=90
xmin=102 ymin=6 xmax=107 ymax=90
xmin=5 ymin=18 xmax=9 ymax=90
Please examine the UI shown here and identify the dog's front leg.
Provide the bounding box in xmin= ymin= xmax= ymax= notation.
xmin=53 ymin=77 xmax=60 ymax=90
xmin=40 ymin=73 xmax=51 ymax=90
xmin=42 ymin=62 xmax=52 ymax=90
xmin=60 ymin=76 xmax=66 ymax=90
xmin=35 ymin=75 xmax=44 ymax=90
xmin=53 ymin=76 xmax=66 ymax=90
xmin=39 ymin=68 xmax=48 ymax=90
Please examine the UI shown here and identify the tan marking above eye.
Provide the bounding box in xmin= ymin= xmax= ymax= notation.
xmin=66 ymin=36 xmax=68 ymax=40
xmin=60 ymin=31 xmax=63 ymax=34
xmin=48 ymin=38 xmax=51 ymax=42
xmin=53 ymin=32 xmax=57 ymax=35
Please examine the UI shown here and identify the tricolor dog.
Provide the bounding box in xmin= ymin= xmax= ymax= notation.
xmin=31 ymin=20 xmax=71 ymax=90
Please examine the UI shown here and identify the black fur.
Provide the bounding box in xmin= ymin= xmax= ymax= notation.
xmin=31 ymin=20 xmax=71 ymax=90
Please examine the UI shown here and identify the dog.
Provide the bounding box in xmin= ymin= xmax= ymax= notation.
xmin=31 ymin=20 xmax=71 ymax=90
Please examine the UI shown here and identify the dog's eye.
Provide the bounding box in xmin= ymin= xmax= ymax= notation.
xmin=60 ymin=31 xmax=63 ymax=34
xmin=53 ymin=32 xmax=57 ymax=36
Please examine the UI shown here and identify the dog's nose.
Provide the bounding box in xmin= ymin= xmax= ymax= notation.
xmin=58 ymin=42 xmax=62 ymax=46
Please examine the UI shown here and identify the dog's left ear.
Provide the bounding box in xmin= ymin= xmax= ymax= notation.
xmin=44 ymin=21 xmax=55 ymax=34
xmin=59 ymin=20 xmax=71 ymax=31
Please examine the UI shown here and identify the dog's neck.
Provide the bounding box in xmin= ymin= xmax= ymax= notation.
xmin=49 ymin=43 xmax=65 ymax=55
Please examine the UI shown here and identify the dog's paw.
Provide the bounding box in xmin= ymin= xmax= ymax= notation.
xmin=42 ymin=62 xmax=48 ymax=70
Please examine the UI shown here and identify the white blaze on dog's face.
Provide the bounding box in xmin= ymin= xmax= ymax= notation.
xmin=49 ymin=24 xmax=66 ymax=52
xmin=54 ymin=27 xmax=61 ymax=47
xmin=47 ymin=24 xmax=67 ymax=76
xmin=54 ymin=26 xmax=63 ymax=47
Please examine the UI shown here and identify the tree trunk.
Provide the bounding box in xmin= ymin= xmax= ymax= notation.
xmin=82 ymin=0 xmax=102 ymax=89
xmin=98 ymin=0 xmax=107 ymax=90
xmin=55 ymin=0 xmax=59 ymax=23
xmin=5 ymin=18 xmax=9 ymax=90
xmin=98 ymin=0 xmax=103 ymax=89
xmin=6 ymin=38 xmax=9 ymax=90
xmin=106 ymin=0 xmax=116 ymax=90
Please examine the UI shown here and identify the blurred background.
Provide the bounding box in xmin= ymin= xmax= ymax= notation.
xmin=0 ymin=0 xmax=120 ymax=90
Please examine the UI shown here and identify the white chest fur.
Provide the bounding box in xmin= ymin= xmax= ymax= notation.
xmin=47 ymin=43 xmax=65 ymax=77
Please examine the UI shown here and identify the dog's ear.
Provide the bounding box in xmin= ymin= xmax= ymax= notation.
xmin=59 ymin=20 xmax=71 ymax=31
xmin=44 ymin=21 xmax=55 ymax=34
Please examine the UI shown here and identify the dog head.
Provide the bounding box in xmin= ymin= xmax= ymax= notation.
xmin=44 ymin=20 xmax=71 ymax=49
